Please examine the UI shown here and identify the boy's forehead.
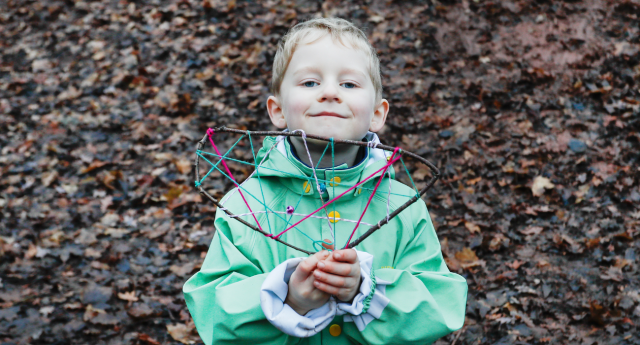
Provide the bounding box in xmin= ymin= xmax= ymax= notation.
xmin=288 ymin=37 xmax=370 ymax=73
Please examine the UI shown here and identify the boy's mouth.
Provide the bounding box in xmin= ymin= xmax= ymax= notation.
xmin=310 ymin=112 xmax=347 ymax=119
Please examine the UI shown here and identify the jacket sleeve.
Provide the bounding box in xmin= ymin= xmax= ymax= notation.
xmin=183 ymin=210 xmax=301 ymax=345
xmin=343 ymin=203 xmax=468 ymax=345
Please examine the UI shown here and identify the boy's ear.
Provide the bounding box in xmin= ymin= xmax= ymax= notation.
xmin=369 ymin=98 xmax=389 ymax=133
xmin=267 ymin=95 xmax=287 ymax=129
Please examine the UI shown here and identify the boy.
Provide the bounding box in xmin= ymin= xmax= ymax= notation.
xmin=184 ymin=18 xmax=467 ymax=344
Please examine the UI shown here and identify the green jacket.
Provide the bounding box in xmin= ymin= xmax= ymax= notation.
xmin=184 ymin=135 xmax=468 ymax=344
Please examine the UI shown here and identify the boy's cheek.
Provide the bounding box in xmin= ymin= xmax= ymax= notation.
xmin=283 ymin=90 xmax=311 ymax=114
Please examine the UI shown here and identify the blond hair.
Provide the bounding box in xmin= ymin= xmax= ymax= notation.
xmin=271 ymin=17 xmax=382 ymax=103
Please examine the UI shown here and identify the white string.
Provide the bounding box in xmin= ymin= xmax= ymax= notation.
xmin=386 ymin=168 xmax=392 ymax=222
xmin=220 ymin=208 xmax=375 ymax=227
xmin=291 ymin=129 xmax=335 ymax=242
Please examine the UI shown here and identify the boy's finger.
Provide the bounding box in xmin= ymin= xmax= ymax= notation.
xmin=316 ymin=260 xmax=356 ymax=277
xmin=313 ymin=280 xmax=340 ymax=296
xmin=321 ymin=239 xmax=334 ymax=251
xmin=313 ymin=270 xmax=356 ymax=289
xmin=298 ymin=251 xmax=330 ymax=276
xmin=330 ymin=249 xmax=358 ymax=263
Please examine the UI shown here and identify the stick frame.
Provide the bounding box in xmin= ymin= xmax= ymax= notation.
xmin=195 ymin=127 xmax=440 ymax=255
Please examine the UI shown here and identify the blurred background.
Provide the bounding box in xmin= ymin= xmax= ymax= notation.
xmin=1 ymin=0 xmax=639 ymax=344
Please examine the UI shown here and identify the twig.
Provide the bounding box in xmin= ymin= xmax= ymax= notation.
xmin=451 ymin=325 xmax=466 ymax=345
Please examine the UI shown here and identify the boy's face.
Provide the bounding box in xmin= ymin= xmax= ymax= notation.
xmin=267 ymin=35 xmax=388 ymax=141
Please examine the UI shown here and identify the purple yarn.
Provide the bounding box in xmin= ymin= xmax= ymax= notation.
xmin=286 ymin=206 xmax=294 ymax=215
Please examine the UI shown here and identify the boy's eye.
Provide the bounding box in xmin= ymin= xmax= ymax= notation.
xmin=303 ymin=81 xmax=318 ymax=87
xmin=342 ymin=82 xmax=356 ymax=89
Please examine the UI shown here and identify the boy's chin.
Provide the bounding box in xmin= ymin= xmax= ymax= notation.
xmin=287 ymin=127 xmax=365 ymax=142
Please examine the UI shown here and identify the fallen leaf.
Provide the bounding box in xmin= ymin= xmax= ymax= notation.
xmin=175 ymin=158 xmax=192 ymax=175
xmin=520 ymin=226 xmax=544 ymax=236
xmin=531 ymin=176 xmax=555 ymax=197
xmin=138 ymin=333 xmax=161 ymax=345
xmin=127 ymin=303 xmax=155 ymax=318
xmin=167 ymin=323 xmax=199 ymax=344
xmin=455 ymin=248 xmax=486 ymax=269
xmin=465 ymin=221 xmax=481 ymax=234
xmin=118 ymin=291 xmax=138 ymax=302
xmin=170 ymin=262 xmax=196 ymax=277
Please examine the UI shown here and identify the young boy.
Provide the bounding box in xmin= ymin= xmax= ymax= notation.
xmin=184 ymin=18 xmax=467 ymax=344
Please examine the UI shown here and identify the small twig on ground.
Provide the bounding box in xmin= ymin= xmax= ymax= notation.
xmin=451 ymin=326 xmax=466 ymax=345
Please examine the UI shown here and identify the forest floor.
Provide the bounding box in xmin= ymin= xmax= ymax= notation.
xmin=1 ymin=0 xmax=639 ymax=344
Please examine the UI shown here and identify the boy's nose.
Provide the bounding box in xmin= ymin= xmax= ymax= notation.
xmin=317 ymin=84 xmax=341 ymax=103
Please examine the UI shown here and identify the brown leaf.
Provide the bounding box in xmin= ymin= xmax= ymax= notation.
xmin=465 ymin=221 xmax=481 ymax=234
xmin=170 ymin=262 xmax=196 ymax=277
xmin=454 ymin=248 xmax=485 ymax=269
xmin=41 ymin=170 xmax=59 ymax=187
xmin=163 ymin=186 xmax=184 ymax=204
xmin=174 ymin=158 xmax=192 ymax=175
xmin=167 ymin=323 xmax=199 ymax=344
xmin=80 ymin=161 xmax=110 ymax=174
xmin=520 ymin=226 xmax=544 ymax=236
xmin=127 ymin=303 xmax=155 ymax=319
xmin=138 ymin=333 xmax=161 ymax=345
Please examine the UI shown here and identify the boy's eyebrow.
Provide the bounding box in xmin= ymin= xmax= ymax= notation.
xmin=339 ymin=68 xmax=367 ymax=79
xmin=293 ymin=66 xmax=323 ymax=77
xmin=293 ymin=66 xmax=367 ymax=79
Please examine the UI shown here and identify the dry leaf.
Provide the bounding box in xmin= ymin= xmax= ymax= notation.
xmin=138 ymin=333 xmax=161 ymax=345
xmin=174 ymin=158 xmax=192 ymax=175
xmin=454 ymin=247 xmax=485 ymax=269
xmin=520 ymin=226 xmax=544 ymax=236
xmin=167 ymin=323 xmax=198 ymax=344
xmin=170 ymin=262 xmax=195 ymax=277
xmin=465 ymin=221 xmax=481 ymax=234
xmin=118 ymin=291 xmax=138 ymax=302
xmin=531 ymin=176 xmax=555 ymax=196
xmin=41 ymin=170 xmax=59 ymax=187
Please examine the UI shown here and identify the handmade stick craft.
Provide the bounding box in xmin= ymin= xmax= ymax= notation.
xmin=194 ymin=127 xmax=440 ymax=255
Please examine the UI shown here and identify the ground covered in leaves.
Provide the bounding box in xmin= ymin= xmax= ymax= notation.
xmin=1 ymin=0 xmax=639 ymax=344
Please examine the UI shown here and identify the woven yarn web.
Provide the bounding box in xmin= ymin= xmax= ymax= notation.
xmin=195 ymin=128 xmax=430 ymax=254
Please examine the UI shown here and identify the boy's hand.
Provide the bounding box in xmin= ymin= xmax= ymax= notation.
xmin=285 ymin=250 xmax=332 ymax=315
xmin=313 ymin=244 xmax=362 ymax=303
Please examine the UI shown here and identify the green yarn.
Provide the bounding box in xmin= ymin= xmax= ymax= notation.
xmin=362 ymin=269 xmax=377 ymax=314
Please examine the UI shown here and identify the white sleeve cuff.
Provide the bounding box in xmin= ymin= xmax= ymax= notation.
xmin=260 ymin=257 xmax=336 ymax=338
xmin=336 ymin=249 xmax=391 ymax=331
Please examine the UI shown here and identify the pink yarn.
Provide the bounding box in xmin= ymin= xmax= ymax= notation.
xmin=207 ymin=128 xmax=264 ymax=233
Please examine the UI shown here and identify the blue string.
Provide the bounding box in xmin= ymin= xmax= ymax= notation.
xmin=197 ymin=152 xmax=318 ymax=243
xmin=281 ymin=140 xmax=333 ymax=247
xmin=197 ymin=136 xmax=417 ymax=252
xmin=399 ymin=155 xmax=421 ymax=198
xmin=197 ymin=150 xmax=416 ymax=198
xmin=195 ymin=135 xmax=245 ymax=187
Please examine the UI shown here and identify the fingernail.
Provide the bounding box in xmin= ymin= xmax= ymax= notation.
xmin=335 ymin=253 xmax=341 ymax=259
xmin=318 ymin=262 xmax=325 ymax=269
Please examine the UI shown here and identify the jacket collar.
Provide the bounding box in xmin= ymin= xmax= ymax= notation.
xmin=254 ymin=132 xmax=395 ymax=199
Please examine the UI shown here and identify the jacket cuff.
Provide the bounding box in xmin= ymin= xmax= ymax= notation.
xmin=336 ymin=249 xmax=391 ymax=331
xmin=260 ymin=258 xmax=336 ymax=338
